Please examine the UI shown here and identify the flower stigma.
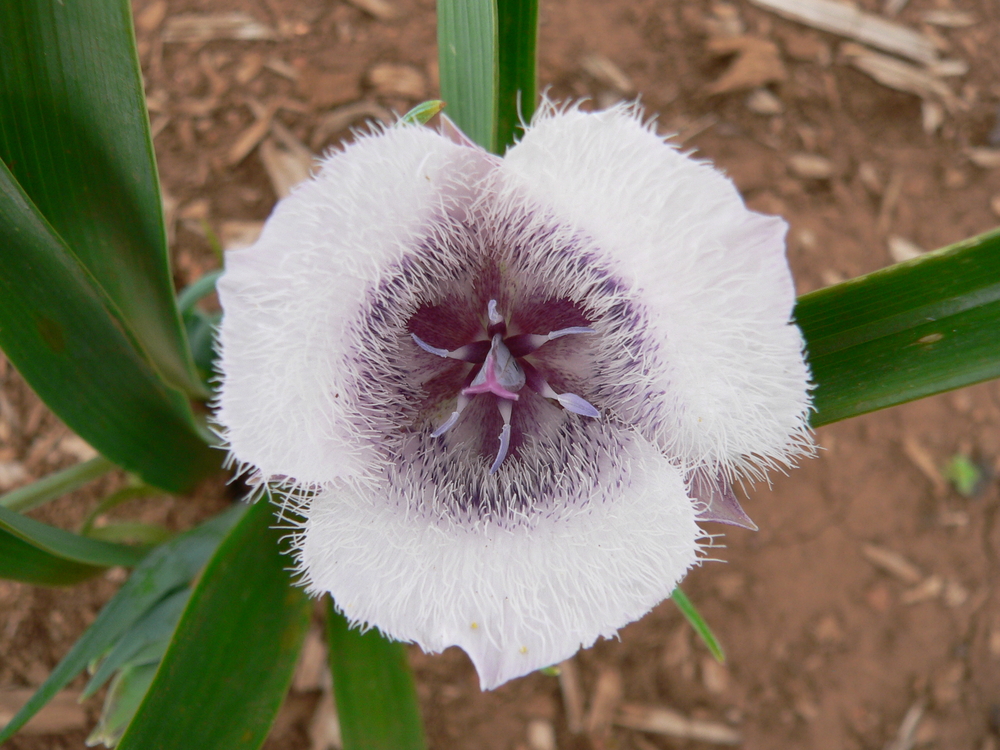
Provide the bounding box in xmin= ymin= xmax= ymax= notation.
xmin=411 ymin=299 xmax=598 ymax=473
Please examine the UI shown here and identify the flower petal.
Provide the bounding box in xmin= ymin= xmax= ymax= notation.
xmin=293 ymin=428 xmax=702 ymax=689
xmin=501 ymin=103 xmax=812 ymax=478
xmin=216 ymin=125 xmax=493 ymax=484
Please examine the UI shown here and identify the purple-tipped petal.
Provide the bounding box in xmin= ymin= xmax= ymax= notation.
xmin=691 ymin=470 xmax=758 ymax=531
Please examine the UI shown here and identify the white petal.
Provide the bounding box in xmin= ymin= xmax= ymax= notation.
xmin=294 ymin=428 xmax=702 ymax=689
xmin=501 ymin=104 xmax=812 ymax=477
xmin=216 ymin=125 xmax=492 ymax=484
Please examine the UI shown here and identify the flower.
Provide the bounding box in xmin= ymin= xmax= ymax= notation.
xmin=215 ymin=103 xmax=812 ymax=689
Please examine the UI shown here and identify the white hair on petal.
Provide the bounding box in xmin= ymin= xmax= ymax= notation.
xmin=214 ymin=103 xmax=814 ymax=690
xmin=291 ymin=429 xmax=704 ymax=689
xmin=503 ymin=102 xmax=814 ymax=482
xmin=215 ymin=124 xmax=490 ymax=486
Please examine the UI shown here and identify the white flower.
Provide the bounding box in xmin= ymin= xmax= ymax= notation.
xmin=215 ymin=103 xmax=812 ymax=689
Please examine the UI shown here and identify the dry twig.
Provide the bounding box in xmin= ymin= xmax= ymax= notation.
xmin=615 ymin=704 xmax=741 ymax=745
xmin=747 ymin=0 xmax=938 ymax=64
xmin=163 ymin=12 xmax=278 ymax=43
xmin=862 ymin=544 xmax=923 ymax=584
xmin=557 ymin=658 xmax=585 ymax=734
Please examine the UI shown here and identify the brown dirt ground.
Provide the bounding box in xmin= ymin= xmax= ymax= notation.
xmin=3 ymin=0 xmax=1000 ymax=748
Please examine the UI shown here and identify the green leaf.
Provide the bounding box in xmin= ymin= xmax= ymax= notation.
xmin=80 ymin=484 xmax=165 ymax=536
xmin=0 ymin=163 xmax=220 ymax=492
xmin=0 ymin=456 xmax=115 ymax=513
xmin=182 ymin=308 xmax=222 ymax=388
xmin=0 ymin=505 xmax=148 ymax=579
xmin=671 ymin=587 xmax=725 ymax=663
xmin=496 ymin=0 xmax=538 ymax=152
xmin=177 ymin=268 xmax=225 ymax=388
xmin=438 ymin=0 xmax=498 ymax=152
xmin=177 ymin=269 xmax=224 ymax=315
xmin=400 ymin=100 xmax=447 ymax=126
xmin=83 ymin=587 xmax=190 ymax=699
xmin=326 ymin=602 xmax=426 ymax=750
xmin=944 ymin=454 xmax=983 ymax=497
xmin=0 ymin=506 xmax=243 ymax=743
xmin=87 ymin=662 xmax=159 ymax=749
xmin=118 ymin=500 xmax=311 ymax=750
xmin=0 ymin=0 xmax=204 ymax=397
xmin=798 ymin=227 xmax=1000 ymax=426
xmin=86 ymin=522 xmax=173 ymax=547
xmin=0 ymin=525 xmax=105 ymax=587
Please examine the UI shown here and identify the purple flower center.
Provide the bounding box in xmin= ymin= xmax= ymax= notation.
xmin=410 ymin=299 xmax=599 ymax=473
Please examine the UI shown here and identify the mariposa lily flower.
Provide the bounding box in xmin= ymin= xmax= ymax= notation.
xmin=216 ymin=103 xmax=812 ymax=689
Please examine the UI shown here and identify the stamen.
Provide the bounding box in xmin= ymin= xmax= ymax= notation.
xmin=504 ymin=326 xmax=595 ymax=357
xmin=547 ymin=326 xmax=596 ymax=339
xmin=432 ymin=394 xmax=471 ymax=437
xmin=411 ymin=333 xmax=490 ymax=363
xmin=489 ymin=398 xmax=514 ymax=474
xmin=521 ymin=361 xmax=599 ymax=418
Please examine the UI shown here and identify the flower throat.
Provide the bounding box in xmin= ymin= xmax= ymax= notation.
xmin=411 ymin=299 xmax=599 ymax=473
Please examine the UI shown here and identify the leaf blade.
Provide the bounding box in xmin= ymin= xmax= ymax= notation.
xmin=0 ymin=163 xmax=220 ymax=491
xmin=798 ymin=227 xmax=1000 ymax=426
xmin=82 ymin=587 xmax=191 ymax=699
xmin=118 ymin=500 xmax=311 ymax=750
xmin=671 ymin=587 xmax=725 ymax=663
xmin=0 ymin=528 xmax=104 ymax=587
xmin=0 ymin=0 xmax=204 ymax=396
xmin=496 ymin=0 xmax=538 ymax=152
xmin=0 ymin=505 xmax=148 ymax=571
xmin=437 ymin=0 xmax=498 ymax=152
xmin=0 ymin=456 xmax=115 ymax=513
xmin=326 ymin=602 xmax=427 ymax=750
xmin=0 ymin=506 xmax=244 ymax=743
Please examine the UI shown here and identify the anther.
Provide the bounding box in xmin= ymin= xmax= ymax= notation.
xmin=521 ymin=361 xmax=600 ymax=417
xmin=432 ymin=394 xmax=471 ymax=437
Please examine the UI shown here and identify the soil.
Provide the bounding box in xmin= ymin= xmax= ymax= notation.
xmin=2 ymin=0 xmax=1000 ymax=748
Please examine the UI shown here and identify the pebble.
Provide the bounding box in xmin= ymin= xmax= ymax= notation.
xmin=367 ymin=63 xmax=427 ymax=99
xmin=813 ymin=614 xmax=845 ymax=645
xmin=788 ymin=153 xmax=833 ymax=180
xmin=526 ymin=719 xmax=556 ymax=750
xmin=943 ymin=579 xmax=969 ymax=608
xmin=888 ymin=236 xmax=926 ymax=263
xmin=0 ymin=461 xmax=28 ymax=492
xmin=701 ymin=657 xmax=729 ymax=694
xmin=745 ymin=88 xmax=783 ymax=115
